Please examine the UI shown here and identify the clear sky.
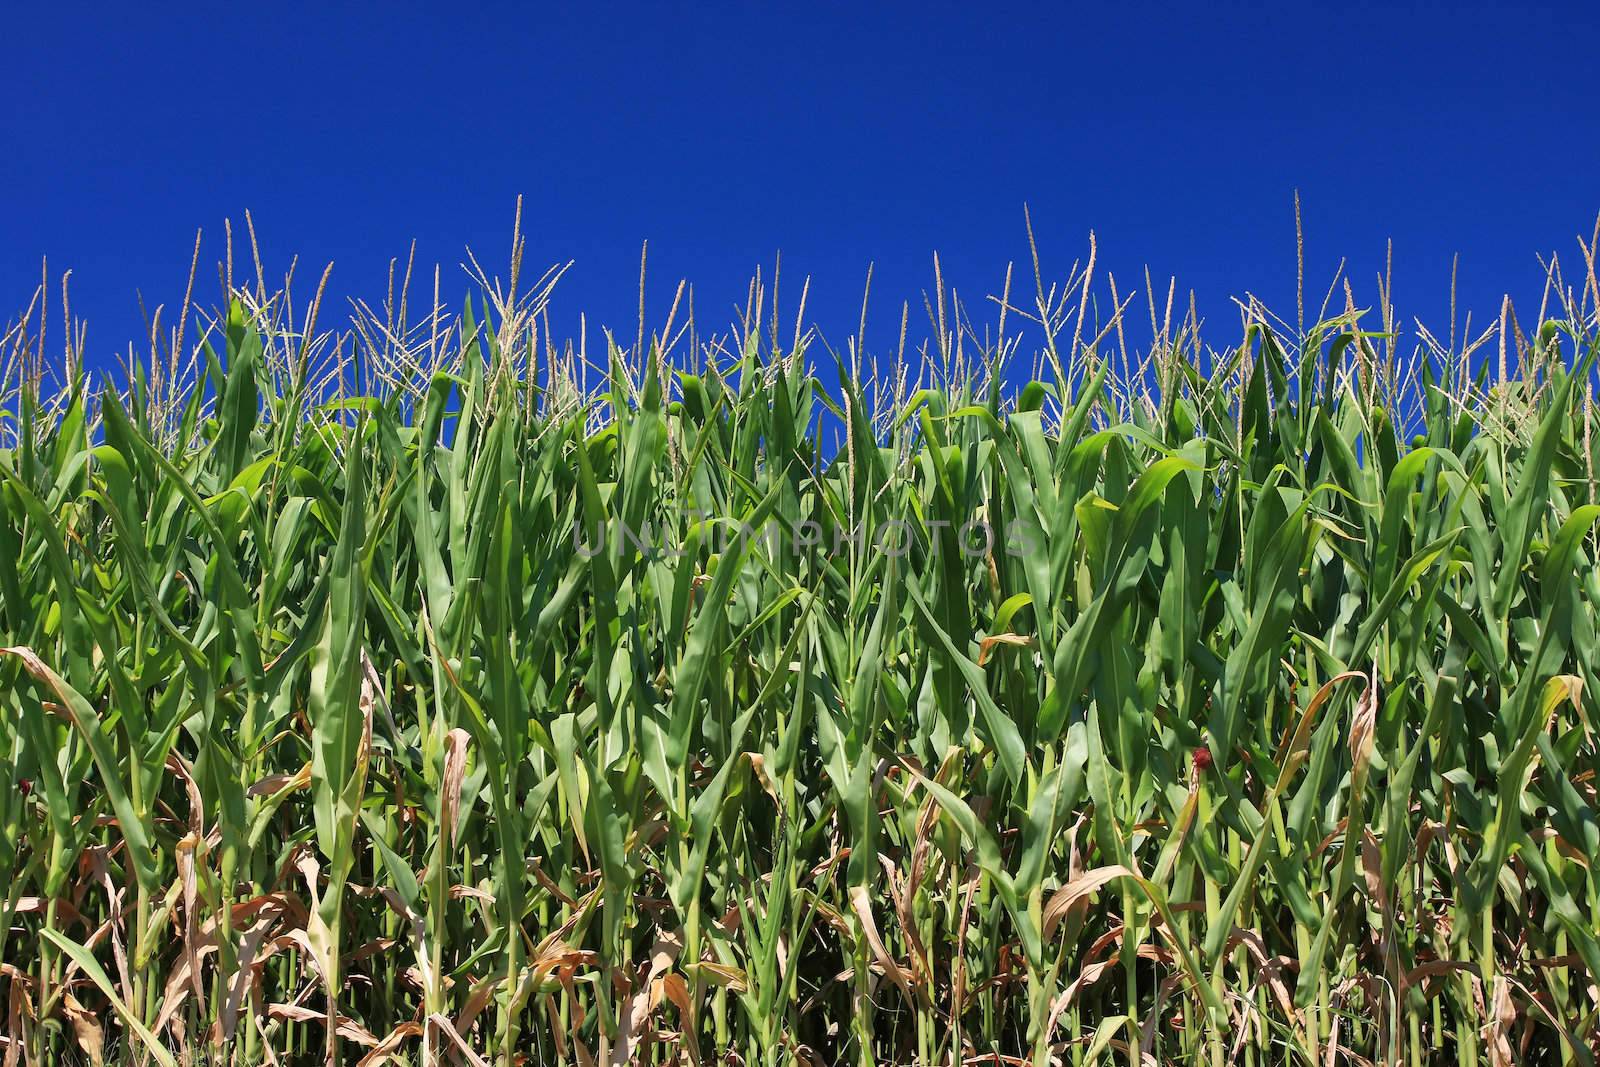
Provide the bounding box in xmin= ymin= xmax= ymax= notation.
xmin=3 ymin=2 xmax=1597 ymax=374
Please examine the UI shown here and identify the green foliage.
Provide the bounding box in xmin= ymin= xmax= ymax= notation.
xmin=3 ymin=249 xmax=1600 ymax=1066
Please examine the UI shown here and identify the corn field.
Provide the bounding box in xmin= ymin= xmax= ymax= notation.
xmin=4 ymin=224 xmax=1600 ymax=1066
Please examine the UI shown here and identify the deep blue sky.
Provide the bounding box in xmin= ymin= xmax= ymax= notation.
xmin=3 ymin=2 xmax=1597 ymax=375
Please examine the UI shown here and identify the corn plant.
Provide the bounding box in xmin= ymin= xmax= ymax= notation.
xmin=2 ymin=222 xmax=1600 ymax=1065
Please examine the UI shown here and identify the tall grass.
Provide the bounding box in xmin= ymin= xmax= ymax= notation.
xmin=3 ymin=216 xmax=1600 ymax=1065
